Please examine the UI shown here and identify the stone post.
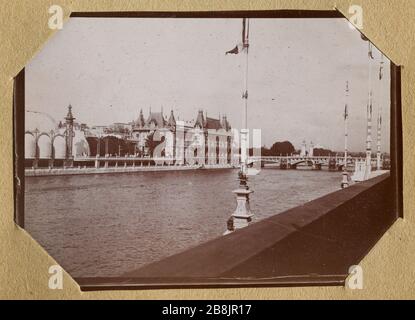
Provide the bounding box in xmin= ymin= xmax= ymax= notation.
xmin=229 ymin=171 xmax=254 ymax=232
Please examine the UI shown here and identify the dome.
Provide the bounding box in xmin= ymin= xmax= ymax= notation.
xmin=26 ymin=110 xmax=58 ymax=133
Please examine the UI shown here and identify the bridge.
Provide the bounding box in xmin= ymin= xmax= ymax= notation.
xmin=247 ymin=155 xmax=381 ymax=171
xmin=36 ymin=154 xmax=237 ymax=169
xmin=55 ymin=154 xmax=381 ymax=171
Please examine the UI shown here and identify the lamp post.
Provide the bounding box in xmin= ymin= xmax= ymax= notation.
xmin=225 ymin=18 xmax=254 ymax=235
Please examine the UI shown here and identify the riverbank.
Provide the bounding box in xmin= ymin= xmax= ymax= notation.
xmin=25 ymin=164 xmax=236 ymax=177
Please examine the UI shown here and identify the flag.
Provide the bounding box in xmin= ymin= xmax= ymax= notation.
xmin=367 ymin=103 xmax=373 ymax=118
xmin=361 ymin=33 xmax=369 ymax=41
xmin=368 ymin=42 xmax=374 ymax=59
xmin=225 ymin=18 xmax=249 ymax=55
xmin=344 ymin=104 xmax=348 ymax=120
xmin=379 ymin=58 xmax=384 ymax=80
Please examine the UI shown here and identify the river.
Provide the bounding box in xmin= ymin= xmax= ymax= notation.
xmin=25 ymin=168 xmax=341 ymax=277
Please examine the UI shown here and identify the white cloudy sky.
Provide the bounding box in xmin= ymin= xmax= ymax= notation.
xmin=26 ymin=17 xmax=390 ymax=152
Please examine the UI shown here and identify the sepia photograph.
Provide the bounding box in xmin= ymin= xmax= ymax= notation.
xmin=16 ymin=13 xmax=400 ymax=289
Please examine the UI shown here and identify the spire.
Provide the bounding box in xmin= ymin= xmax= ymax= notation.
xmin=221 ymin=114 xmax=231 ymax=131
xmin=168 ymin=109 xmax=176 ymax=127
xmin=136 ymin=108 xmax=145 ymax=127
xmin=65 ymin=104 xmax=75 ymax=122
xmin=195 ymin=109 xmax=205 ymax=129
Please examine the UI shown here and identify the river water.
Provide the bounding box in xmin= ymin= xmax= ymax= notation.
xmin=25 ymin=168 xmax=341 ymax=277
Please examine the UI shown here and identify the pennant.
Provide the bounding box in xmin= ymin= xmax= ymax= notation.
xmin=225 ymin=45 xmax=240 ymax=55
xmin=344 ymin=104 xmax=348 ymax=120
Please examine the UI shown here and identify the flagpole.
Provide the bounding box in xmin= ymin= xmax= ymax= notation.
xmin=376 ymin=54 xmax=384 ymax=170
xmin=365 ymin=41 xmax=374 ymax=180
xmin=241 ymin=20 xmax=249 ymax=177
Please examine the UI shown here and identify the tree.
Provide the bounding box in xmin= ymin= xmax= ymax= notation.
xmin=86 ymin=136 xmax=135 ymax=156
xmin=269 ymin=141 xmax=295 ymax=156
xmin=313 ymin=148 xmax=335 ymax=156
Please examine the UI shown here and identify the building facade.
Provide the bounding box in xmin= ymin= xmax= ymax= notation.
xmin=131 ymin=109 xmax=236 ymax=166
xmin=25 ymin=106 xmax=238 ymax=168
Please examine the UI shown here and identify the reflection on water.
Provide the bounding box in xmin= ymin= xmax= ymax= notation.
xmin=25 ymin=169 xmax=341 ymax=277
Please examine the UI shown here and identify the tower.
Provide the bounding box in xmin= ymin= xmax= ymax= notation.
xmin=64 ymin=104 xmax=75 ymax=167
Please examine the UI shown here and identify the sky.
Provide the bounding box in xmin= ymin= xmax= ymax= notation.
xmin=25 ymin=17 xmax=391 ymax=152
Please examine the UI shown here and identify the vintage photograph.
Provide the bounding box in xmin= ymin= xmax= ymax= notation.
xmin=20 ymin=15 xmax=397 ymax=287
